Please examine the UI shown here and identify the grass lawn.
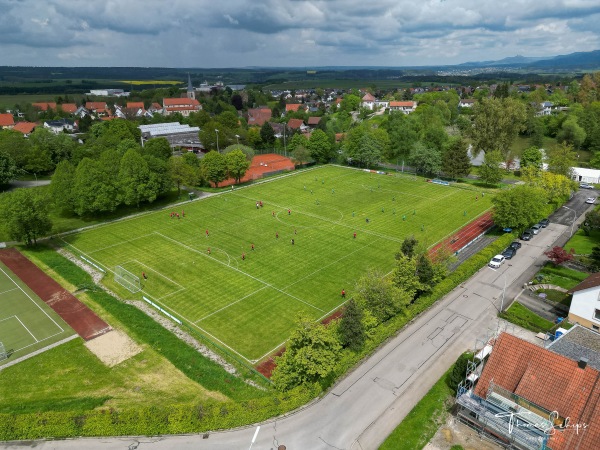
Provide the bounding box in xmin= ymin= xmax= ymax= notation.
xmin=535 ymin=263 xmax=589 ymax=290
xmin=379 ymin=367 xmax=453 ymax=450
xmin=564 ymin=228 xmax=600 ymax=256
xmin=0 ymin=261 xmax=75 ymax=367
xmin=534 ymin=288 xmax=572 ymax=308
xmin=500 ymin=302 xmax=555 ymax=333
xmin=60 ymin=166 xmax=493 ymax=363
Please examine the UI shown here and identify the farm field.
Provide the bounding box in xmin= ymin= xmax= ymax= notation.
xmin=60 ymin=166 xmax=493 ymax=363
xmin=0 ymin=261 xmax=75 ymax=368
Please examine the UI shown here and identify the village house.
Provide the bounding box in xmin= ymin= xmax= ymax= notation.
xmin=568 ymin=272 xmax=600 ymax=332
xmin=12 ymin=122 xmax=37 ymax=137
xmin=162 ymin=97 xmax=202 ymax=116
xmin=0 ymin=113 xmax=15 ymax=129
xmin=389 ymin=101 xmax=417 ymax=114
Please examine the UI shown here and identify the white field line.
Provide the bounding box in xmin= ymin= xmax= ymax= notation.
xmin=87 ymin=233 xmax=155 ymax=255
xmin=282 ymin=237 xmax=383 ymax=291
xmin=132 ymin=259 xmax=184 ymax=290
xmin=0 ymin=265 xmax=64 ymax=333
xmin=139 ymin=289 xmax=257 ymax=364
xmin=0 ymin=288 xmax=18 ymax=296
xmin=156 ymin=287 xmax=186 ymax=301
xmin=15 ymin=315 xmax=38 ymax=342
xmin=0 ymin=315 xmax=16 ymax=324
xmin=59 ymin=239 xmax=109 ymax=272
xmin=154 ymin=232 xmax=325 ymax=313
xmin=195 ymin=285 xmax=270 ymax=324
xmin=0 ymin=334 xmax=78 ymax=371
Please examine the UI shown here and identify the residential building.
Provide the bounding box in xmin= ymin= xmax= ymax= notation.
xmin=162 ymin=98 xmax=202 ymax=116
xmin=547 ymin=324 xmax=600 ymax=371
xmin=0 ymin=113 xmax=15 ymax=129
xmin=44 ymin=118 xmax=76 ymax=134
xmin=286 ymin=103 xmax=302 ymax=114
xmin=536 ymin=101 xmax=554 ymax=117
xmin=87 ymin=89 xmax=129 ymax=97
xmin=32 ymin=102 xmax=57 ymax=112
xmin=287 ymin=118 xmax=305 ymax=131
xmin=568 ymin=273 xmax=600 ymax=332
xmin=459 ymin=99 xmax=476 ymax=108
xmin=307 ymin=117 xmax=321 ymax=128
xmin=247 ymin=108 xmax=272 ymax=127
xmin=456 ymin=332 xmax=600 ymax=450
xmin=60 ymin=103 xmax=78 ymax=114
xmin=12 ymin=122 xmax=37 ymax=137
xmin=389 ymin=101 xmax=417 ymax=114
xmin=571 ymin=167 xmax=600 ymax=185
xmin=361 ymin=93 xmax=376 ymax=110
xmin=85 ymin=102 xmax=110 ymax=117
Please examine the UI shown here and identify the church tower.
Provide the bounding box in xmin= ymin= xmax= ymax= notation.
xmin=186 ymin=73 xmax=195 ymax=100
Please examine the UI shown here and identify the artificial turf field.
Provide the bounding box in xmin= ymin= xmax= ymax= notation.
xmin=61 ymin=166 xmax=493 ymax=363
xmin=0 ymin=261 xmax=74 ymax=367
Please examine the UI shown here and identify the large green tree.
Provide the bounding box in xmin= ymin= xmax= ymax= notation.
xmin=168 ymin=156 xmax=199 ymax=196
xmin=338 ymin=299 xmax=365 ymax=351
xmin=355 ymin=269 xmax=410 ymax=324
xmin=442 ymin=137 xmax=471 ymax=179
xmin=50 ymin=160 xmax=76 ymax=212
xmin=272 ymin=316 xmax=341 ymax=391
xmin=0 ymin=151 xmax=18 ymax=185
xmin=548 ymin=143 xmax=576 ymax=178
xmin=409 ymin=142 xmax=442 ymax=176
xmin=306 ymin=129 xmax=333 ymax=164
xmin=0 ymin=188 xmax=52 ymax=245
xmin=492 ymin=185 xmax=548 ymax=229
xmin=224 ymin=149 xmax=251 ymax=184
xmin=470 ymin=97 xmax=527 ymax=162
xmin=142 ymin=138 xmax=172 ymax=160
xmin=201 ymin=150 xmax=228 ymax=187
xmin=520 ymin=146 xmax=543 ymax=170
xmin=478 ymin=150 xmax=503 ymax=185
xmin=72 ymin=158 xmax=101 ymax=216
xmin=119 ymin=149 xmax=153 ymax=207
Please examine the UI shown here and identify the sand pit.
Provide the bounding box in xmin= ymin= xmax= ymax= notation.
xmin=85 ymin=329 xmax=142 ymax=367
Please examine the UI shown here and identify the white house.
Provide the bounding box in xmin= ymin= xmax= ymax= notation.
xmin=44 ymin=118 xmax=76 ymax=134
xmin=458 ymin=99 xmax=476 ymax=108
xmin=568 ymin=273 xmax=600 ymax=332
xmin=536 ymin=101 xmax=554 ymax=117
xmin=389 ymin=101 xmax=417 ymax=114
xmin=572 ymin=167 xmax=600 ymax=184
xmin=361 ymin=93 xmax=376 ymax=110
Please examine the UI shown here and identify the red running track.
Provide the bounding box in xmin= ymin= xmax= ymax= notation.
xmin=429 ymin=211 xmax=494 ymax=259
xmin=0 ymin=248 xmax=111 ymax=341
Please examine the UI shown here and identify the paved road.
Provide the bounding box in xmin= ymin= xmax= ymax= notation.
xmin=1 ymin=218 xmax=571 ymax=450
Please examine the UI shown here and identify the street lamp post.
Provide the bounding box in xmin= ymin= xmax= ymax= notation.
xmin=562 ymin=206 xmax=577 ymax=236
xmin=235 ymin=134 xmax=240 ymax=145
xmin=490 ymin=267 xmax=509 ymax=313
xmin=215 ymin=129 xmax=220 ymax=152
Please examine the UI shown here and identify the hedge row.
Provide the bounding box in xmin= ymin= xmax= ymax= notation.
xmin=0 ymin=384 xmax=319 ymax=440
xmin=334 ymin=232 xmax=515 ymax=377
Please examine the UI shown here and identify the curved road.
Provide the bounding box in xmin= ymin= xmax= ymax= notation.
xmin=2 ymin=193 xmax=593 ymax=450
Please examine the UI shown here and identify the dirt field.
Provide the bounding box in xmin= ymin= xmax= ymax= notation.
xmin=84 ymin=329 xmax=142 ymax=367
xmin=424 ymin=416 xmax=503 ymax=450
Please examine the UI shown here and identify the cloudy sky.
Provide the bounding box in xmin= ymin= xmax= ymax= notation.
xmin=1 ymin=0 xmax=600 ymax=67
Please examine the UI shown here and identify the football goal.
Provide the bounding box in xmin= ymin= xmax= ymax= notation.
xmin=0 ymin=342 xmax=7 ymax=362
xmin=115 ymin=265 xmax=141 ymax=293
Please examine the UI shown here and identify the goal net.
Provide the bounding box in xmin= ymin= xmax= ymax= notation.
xmin=115 ymin=265 xmax=141 ymax=293
xmin=0 ymin=342 xmax=7 ymax=362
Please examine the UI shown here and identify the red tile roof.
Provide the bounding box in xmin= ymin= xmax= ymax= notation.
xmin=287 ymin=118 xmax=304 ymax=129
xmin=307 ymin=116 xmax=321 ymax=125
xmin=163 ymin=98 xmax=200 ymax=107
xmin=362 ymin=93 xmax=376 ymax=102
xmin=127 ymin=102 xmax=145 ymax=109
xmin=85 ymin=102 xmax=108 ymax=111
xmin=0 ymin=113 xmax=15 ymax=127
xmin=60 ymin=103 xmax=77 ymax=113
xmin=247 ymin=108 xmax=272 ymax=126
xmin=12 ymin=122 xmax=36 ymax=134
xmin=389 ymin=101 xmax=416 ymax=107
xmin=32 ymin=102 xmax=57 ymax=111
xmin=475 ymin=333 xmax=600 ymax=450
xmin=568 ymin=273 xmax=600 ymax=294
xmin=286 ymin=103 xmax=301 ymax=112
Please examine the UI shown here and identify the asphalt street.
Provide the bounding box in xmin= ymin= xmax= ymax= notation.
xmin=1 ymin=193 xmax=591 ymax=450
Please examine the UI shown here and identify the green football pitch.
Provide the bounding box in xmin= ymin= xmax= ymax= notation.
xmin=0 ymin=261 xmax=75 ymax=367
xmin=61 ymin=166 xmax=493 ymax=363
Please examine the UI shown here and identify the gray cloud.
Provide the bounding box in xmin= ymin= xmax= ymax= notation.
xmin=0 ymin=0 xmax=598 ymax=66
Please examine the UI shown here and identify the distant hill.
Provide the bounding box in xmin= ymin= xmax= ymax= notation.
xmin=457 ymin=49 xmax=600 ymax=70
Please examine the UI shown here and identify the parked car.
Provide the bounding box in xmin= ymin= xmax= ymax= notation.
xmin=509 ymin=241 xmax=522 ymax=250
xmin=502 ymin=247 xmax=517 ymax=260
xmin=521 ymin=230 xmax=533 ymax=241
xmin=586 ymin=197 xmax=596 ymax=204
xmin=531 ymin=223 xmax=542 ymax=234
xmin=580 ymin=183 xmax=594 ymax=189
xmin=489 ymin=254 xmax=506 ymax=269
xmin=539 ymin=218 xmax=550 ymax=228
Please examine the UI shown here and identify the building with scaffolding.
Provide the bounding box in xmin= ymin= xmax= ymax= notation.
xmin=456 ymin=332 xmax=600 ymax=450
